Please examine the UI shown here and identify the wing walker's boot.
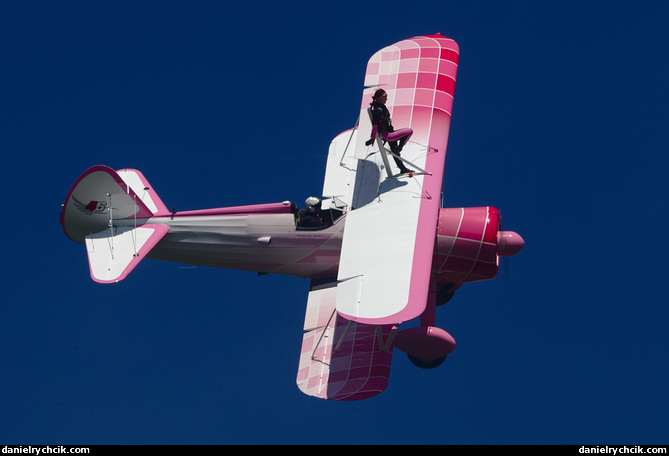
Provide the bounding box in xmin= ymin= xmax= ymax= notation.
xmin=391 ymin=148 xmax=414 ymax=174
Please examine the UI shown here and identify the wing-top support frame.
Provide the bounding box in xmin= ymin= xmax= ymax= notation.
xmin=366 ymin=107 xmax=431 ymax=178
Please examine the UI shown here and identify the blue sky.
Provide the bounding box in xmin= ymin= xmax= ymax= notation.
xmin=1 ymin=1 xmax=668 ymax=445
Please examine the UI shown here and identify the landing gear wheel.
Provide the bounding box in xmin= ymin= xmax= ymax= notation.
xmin=436 ymin=283 xmax=457 ymax=306
xmin=407 ymin=354 xmax=447 ymax=369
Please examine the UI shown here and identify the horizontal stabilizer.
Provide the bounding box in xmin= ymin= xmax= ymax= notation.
xmin=85 ymin=224 xmax=170 ymax=283
xmin=297 ymin=279 xmax=394 ymax=401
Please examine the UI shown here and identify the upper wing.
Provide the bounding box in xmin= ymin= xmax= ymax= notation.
xmin=335 ymin=34 xmax=459 ymax=325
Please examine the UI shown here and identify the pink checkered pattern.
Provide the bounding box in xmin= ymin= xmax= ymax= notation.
xmin=361 ymin=34 xmax=459 ymax=147
xmin=297 ymin=283 xmax=394 ymax=401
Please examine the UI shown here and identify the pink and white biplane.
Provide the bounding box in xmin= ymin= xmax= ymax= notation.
xmin=60 ymin=34 xmax=523 ymax=401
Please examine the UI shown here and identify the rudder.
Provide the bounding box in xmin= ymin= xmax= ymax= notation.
xmin=60 ymin=165 xmax=168 ymax=244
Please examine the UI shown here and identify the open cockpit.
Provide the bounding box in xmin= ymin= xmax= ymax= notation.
xmin=293 ymin=197 xmax=346 ymax=231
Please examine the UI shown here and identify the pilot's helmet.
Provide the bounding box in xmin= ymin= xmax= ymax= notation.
xmin=305 ymin=197 xmax=321 ymax=213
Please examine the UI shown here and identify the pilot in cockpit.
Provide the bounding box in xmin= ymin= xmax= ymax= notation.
xmin=299 ymin=197 xmax=326 ymax=228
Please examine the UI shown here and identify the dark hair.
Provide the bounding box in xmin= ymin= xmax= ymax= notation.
xmin=370 ymin=88 xmax=386 ymax=106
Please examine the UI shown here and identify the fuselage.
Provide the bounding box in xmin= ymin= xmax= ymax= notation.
xmin=145 ymin=203 xmax=345 ymax=279
xmin=115 ymin=203 xmax=518 ymax=285
xmin=63 ymin=193 xmax=519 ymax=285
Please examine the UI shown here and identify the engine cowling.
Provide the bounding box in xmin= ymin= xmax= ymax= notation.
xmin=432 ymin=207 xmax=523 ymax=284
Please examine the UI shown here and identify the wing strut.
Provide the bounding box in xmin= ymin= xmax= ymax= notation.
xmin=376 ymin=325 xmax=399 ymax=352
xmin=333 ymin=319 xmax=353 ymax=353
xmin=310 ymin=307 xmax=337 ymax=360
xmin=374 ymin=135 xmax=431 ymax=178
xmin=310 ymin=309 xmax=394 ymax=356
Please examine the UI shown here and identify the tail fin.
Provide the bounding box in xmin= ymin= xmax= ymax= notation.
xmin=60 ymin=165 xmax=171 ymax=283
